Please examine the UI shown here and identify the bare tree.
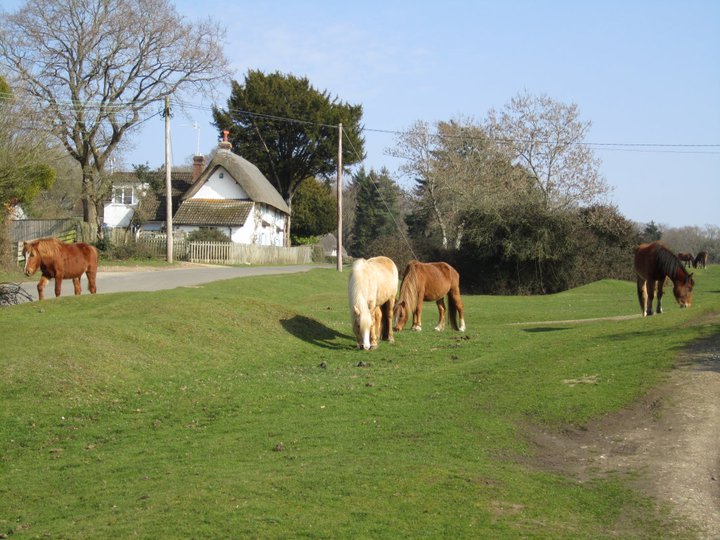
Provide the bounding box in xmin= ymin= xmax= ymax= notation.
xmin=389 ymin=120 xmax=453 ymax=248
xmin=389 ymin=118 xmax=529 ymax=250
xmin=486 ymin=92 xmax=610 ymax=210
xmin=0 ymin=0 xmax=231 ymax=236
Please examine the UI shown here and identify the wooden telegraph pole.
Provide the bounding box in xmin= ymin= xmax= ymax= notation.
xmin=336 ymin=123 xmax=343 ymax=272
xmin=164 ymin=95 xmax=173 ymax=263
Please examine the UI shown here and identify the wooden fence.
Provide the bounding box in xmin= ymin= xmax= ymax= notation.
xmin=10 ymin=218 xmax=79 ymax=243
xmin=138 ymin=237 xmax=313 ymax=265
xmin=12 ymin=219 xmax=80 ymax=262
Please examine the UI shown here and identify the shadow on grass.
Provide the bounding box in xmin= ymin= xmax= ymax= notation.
xmin=281 ymin=315 xmax=353 ymax=350
xmin=523 ymin=327 xmax=570 ymax=333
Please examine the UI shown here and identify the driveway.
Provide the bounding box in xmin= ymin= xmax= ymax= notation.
xmin=18 ymin=263 xmax=333 ymax=301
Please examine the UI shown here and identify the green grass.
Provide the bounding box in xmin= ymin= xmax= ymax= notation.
xmin=1 ymin=265 xmax=719 ymax=538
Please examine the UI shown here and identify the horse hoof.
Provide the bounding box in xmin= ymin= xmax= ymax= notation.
xmin=434 ymin=326 xmax=443 ymax=332
xmin=412 ymin=326 xmax=422 ymax=332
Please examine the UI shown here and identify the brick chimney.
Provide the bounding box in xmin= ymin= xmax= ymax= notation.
xmin=192 ymin=154 xmax=206 ymax=182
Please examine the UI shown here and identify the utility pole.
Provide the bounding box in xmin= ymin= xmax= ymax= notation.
xmin=164 ymin=95 xmax=173 ymax=263
xmin=336 ymin=123 xmax=343 ymax=272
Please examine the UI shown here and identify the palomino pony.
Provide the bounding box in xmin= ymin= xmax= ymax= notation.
xmin=393 ymin=260 xmax=465 ymax=333
xmin=693 ymin=251 xmax=708 ymax=269
xmin=634 ymin=242 xmax=693 ymax=316
xmin=348 ymin=256 xmax=398 ymax=350
xmin=22 ymin=238 xmax=98 ymax=300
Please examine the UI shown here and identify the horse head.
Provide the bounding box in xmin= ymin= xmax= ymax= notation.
xmin=393 ymin=300 xmax=408 ymax=332
xmin=22 ymin=242 xmax=40 ymax=276
xmin=352 ymin=306 xmax=374 ymax=350
xmin=673 ymin=273 xmax=694 ymax=308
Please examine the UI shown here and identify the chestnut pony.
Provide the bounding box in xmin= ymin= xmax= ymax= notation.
xmin=634 ymin=242 xmax=693 ymax=316
xmin=393 ymin=260 xmax=465 ymax=332
xmin=23 ymin=238 xmax=98 ymax=300
xmin=348 ymin=256 xmax=398 ymax=350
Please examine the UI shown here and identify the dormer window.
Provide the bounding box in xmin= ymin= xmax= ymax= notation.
xmin=112 ymin=186 xmax=134 ymax=205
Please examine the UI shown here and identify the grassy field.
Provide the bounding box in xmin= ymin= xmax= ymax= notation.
xmin=1 ymin=264 xmax=718 ymax=538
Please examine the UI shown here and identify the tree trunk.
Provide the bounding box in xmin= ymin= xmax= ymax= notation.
xmin=81 ymin=168 xmax=103 ymax=241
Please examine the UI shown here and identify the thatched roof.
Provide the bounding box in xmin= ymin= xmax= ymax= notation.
xmin=182 ymin=147 xmax=290 ymax=215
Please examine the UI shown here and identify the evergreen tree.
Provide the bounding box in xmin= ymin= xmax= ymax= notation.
xmin=349 ymin=168 xmax=401 ymax=258
xmin=291 ymin=177 xmax=337 ymax=242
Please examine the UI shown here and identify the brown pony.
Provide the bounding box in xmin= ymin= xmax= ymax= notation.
xmin=693 ymin=251 xmax=708 ymax=269
xmin=634 ymin=242 xmax=693 ymax=316
xmin=393 ymin=260 xmax=465 ymax=332
xmin=348 ymin=256 xmax=398 ymax=350
xmin=22 ymin=238 xmax=98 ymax=300
xmin=677 ymin=252 xmax=694 ymax=267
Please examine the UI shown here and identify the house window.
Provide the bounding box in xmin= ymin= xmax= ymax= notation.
xmin=113 ymin=186 xmax=134 ymax=205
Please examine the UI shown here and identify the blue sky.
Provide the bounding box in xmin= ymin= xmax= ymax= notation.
xmin=4 ymin=0 xmax=719 ymax=228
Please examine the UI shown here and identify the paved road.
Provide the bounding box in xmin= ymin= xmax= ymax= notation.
xmin=18 ymin=264 xmax=332 ymax=301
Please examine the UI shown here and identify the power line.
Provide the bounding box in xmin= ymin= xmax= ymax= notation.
xmin=4 ymin=92 xmax=720 ymax=154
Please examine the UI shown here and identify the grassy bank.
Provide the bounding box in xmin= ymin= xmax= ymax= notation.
xmin=1 ymin=266 xmax=718 ymax=538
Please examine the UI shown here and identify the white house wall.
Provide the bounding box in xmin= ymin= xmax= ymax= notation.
xmin=104 ymin=204 xmax=135 ymax=228
xmin=194 ymin=167 xmax=248 ymax=199
xmin=255 ymin=204 xmax=285 ymax=247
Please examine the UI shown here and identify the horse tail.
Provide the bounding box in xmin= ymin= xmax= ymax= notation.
xmin=447 ymin=269 xmax=462 ymax=331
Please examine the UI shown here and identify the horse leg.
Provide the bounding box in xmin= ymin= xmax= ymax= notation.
xmin=448 ymin=288 xmax=466 ymax=331
xmin=384 ymin=300 xmax=395 ymax=344
xmin=646 ymin=279 xmax=659 ymax=316
xmin=636 ymin=277 xmax=648 ymax=316
xmin=457 ymin=300 xmax=466 ymax=332
xmin=73 ymin=277 xmax=82 ymax=295
xmin=370 ymin=306 xmax=382 ymax=349
xmin=411 ymin=292 xmax=423 ymax=331
xmin=87 ymin=269 xmax=97 ymax=294
xmin=37 ymin=276 xmax=49 ymax=301
xmin=53 ymin=273 xmax=63 ymax=297
xmin=434 ymin=298 xmax=446 ymax=331
xmin=656 ymin=279 xmax=664 ymax=314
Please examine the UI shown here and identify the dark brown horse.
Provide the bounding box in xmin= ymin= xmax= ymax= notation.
xmin=22 ymin=238 xmax=98 ymax=300
xmin=393 ymin=260 xmax=465 ymax=332
xmin=634 ymin=242 xmax=693 ymax=316
xmin=677 ymin=252 xmax=694 ymax=267
xmin=693 ymin=251 xmax=708 ymax=269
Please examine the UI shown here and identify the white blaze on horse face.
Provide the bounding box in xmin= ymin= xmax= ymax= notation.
xmin=23 ymin=250 xmax=34 ymax=276
xmin=353 ymin=309 xmax=373 ymax=350
xmin=362 ymin=327 xmax=371 ymax=350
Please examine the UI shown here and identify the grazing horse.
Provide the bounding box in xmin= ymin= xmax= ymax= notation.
xmin=677 ymin=252 xmax=694 ymax=267
xmin=634 ymin=242 xmax=693 ymax=316
xmin=348 ymin=256 xmax=398 ymax=350
xmin=22 ymin=238 xmax=98 ymax=301
xmin=393 ymin=260 xmax=466 ymax=333
xmin=693 ymin=251 xmax=708 ymax=269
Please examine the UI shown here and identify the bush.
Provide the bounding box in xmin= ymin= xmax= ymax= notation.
xmin=448 ymin=202 xmax=639 ymax=295
xmin=186 ymin=228 xmax=231 ymax=242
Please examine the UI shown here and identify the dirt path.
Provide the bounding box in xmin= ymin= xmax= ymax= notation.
xmin=527 ymin=332 xmax=720 ymax=537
